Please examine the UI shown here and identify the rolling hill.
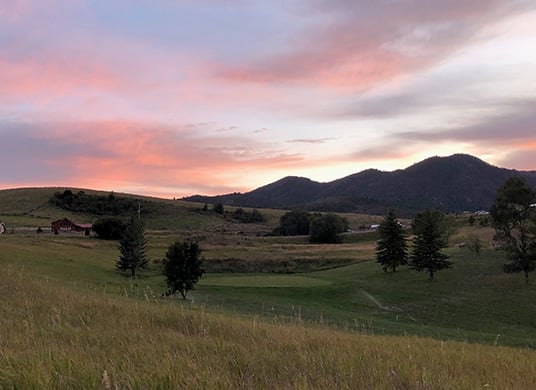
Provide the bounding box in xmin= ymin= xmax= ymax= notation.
xmin=185 ymin=154 xmax=536 ymax=215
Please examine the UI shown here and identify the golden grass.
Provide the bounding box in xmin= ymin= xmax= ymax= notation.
xmin=1 ymin=265 xmax=535 ymax=389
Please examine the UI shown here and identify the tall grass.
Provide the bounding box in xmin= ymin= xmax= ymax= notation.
xmin=1 ymin=265 xmax=535 ymax=389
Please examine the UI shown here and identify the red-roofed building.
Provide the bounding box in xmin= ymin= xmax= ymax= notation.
xmin=51 ymin=218 xmax=92 ymax=234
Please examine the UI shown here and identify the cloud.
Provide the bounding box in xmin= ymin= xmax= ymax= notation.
xmin=286 ymin=138 xmax=334 ymax=144
xmin=394 ymin=100 xmax=536 ymax=144
xmin=216 ymin=0 xmax=534 ymax=90
xmin=0 ymin=120 xmax=306 ymax=196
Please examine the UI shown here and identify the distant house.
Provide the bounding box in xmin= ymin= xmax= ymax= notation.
xmin=51 ymin=218 xmax=92 ymax=234
xmin=0 ymin=222 xmax=6 ymax=234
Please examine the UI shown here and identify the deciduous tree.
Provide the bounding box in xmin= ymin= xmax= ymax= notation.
xmin=162 ymin=240 xmax=205 ymax=299
xmin=490 ymin=177 xmax=536 ymax=282
xmin=276 ymin=210 xmax=311 ymax=236
xmin=309 ymin=213 xmax=348 ymax=244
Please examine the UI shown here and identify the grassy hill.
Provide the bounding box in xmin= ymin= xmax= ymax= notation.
xmin=0 ymin=232 xmax=535 ymax=388
xmin=0 ymin=187 xmax=264 ymax=231
xmin=1 ymin=187 xmax=535 ymax=387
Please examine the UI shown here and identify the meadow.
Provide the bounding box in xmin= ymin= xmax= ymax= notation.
xmin=0 ymin=187 xmax=535 ymax=387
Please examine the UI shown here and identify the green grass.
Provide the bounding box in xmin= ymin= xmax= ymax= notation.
xmin=202 ymin=274 xmax=332 ymax=287
xmin=1 ymin=264 xmax=535 ymax=388
xmin=0 ymin=188 xmax=535 ymax=387
xmin=1 ymin=231 xmax=534 ymax=349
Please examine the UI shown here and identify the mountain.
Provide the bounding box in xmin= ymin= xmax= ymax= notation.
xmin=184 ymin=154 xmax=536 ymax=216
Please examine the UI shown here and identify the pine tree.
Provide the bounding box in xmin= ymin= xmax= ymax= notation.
xmin=376 ymin=210 xmax=408 ymax=272
xmin=116 ymin=219 xmax=148 ymax=277
xmin=162 ymin=240 xmax=205 ymax=299
xmin=410 ymin=210 xmax=452 ymax=280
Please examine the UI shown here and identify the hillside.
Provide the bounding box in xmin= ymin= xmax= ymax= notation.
xmin=0 ymin=187 xmax=229 ymax=231
xmin=1 ymin=226 xmax=535 ymax=387
xmin=185 ymin=154 xmax=536 ymax=215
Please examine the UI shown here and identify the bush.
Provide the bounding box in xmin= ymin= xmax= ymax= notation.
xmin=231 ymin=208 xmax=265 ymax=223
xmin=309 ymin=213 xmax=348 ymax=244
xmin=93 ymin=218 xmax=127 ymax=240
xmin=276 ymin=210 xmax=311 ymax=236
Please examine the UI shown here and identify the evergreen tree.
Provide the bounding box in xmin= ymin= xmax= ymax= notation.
xmin=376 ymin=210 xmax=408 ymax=272
xmin=410 ymin=210 xmax=452 ymax=280
xmin=490 ymin=177 xmax=536 ymax=282
xmin=116 ymin=219 xmax=148 ymax=277
xmin=162 ymin=240 xmax=205 ymax=299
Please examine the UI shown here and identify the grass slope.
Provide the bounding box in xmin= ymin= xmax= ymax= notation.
xmin=1 ymin=232 xmax=534 ymax=349
xmin=1 ymin=264 xmax=535 ymax=389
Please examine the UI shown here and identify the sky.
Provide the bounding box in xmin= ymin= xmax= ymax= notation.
xmin=1 ymin=0 xmax=535 ymax=198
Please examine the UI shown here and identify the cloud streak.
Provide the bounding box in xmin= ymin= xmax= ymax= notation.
xmin=217 ymin=0 xmax=534 ymax=90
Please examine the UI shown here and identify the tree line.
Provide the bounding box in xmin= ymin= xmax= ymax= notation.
xmin=274 ymin=210 xmax=349 ymax=243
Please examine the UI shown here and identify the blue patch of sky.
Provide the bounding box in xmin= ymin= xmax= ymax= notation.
xmin=86 ymin=1 xmax=304 ymax=62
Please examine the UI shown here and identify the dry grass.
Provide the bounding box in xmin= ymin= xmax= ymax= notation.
xmin=1 ymin=265 xmax=535 ymax=389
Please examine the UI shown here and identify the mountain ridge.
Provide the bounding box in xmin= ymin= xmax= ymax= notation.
xmin=184 ymin=154 xmax=536 ymax=216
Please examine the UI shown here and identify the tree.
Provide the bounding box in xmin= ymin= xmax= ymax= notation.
xmin=162 ymin=240 xmax=205 ymax=299
xmin=93 ymin=217 xmax=127 ymax=240
xmin=376 ymin=210 xmax=408 ymax=272
xmin=410 ymin=210 xmax=452 ymax=280
xmin=309 ymin=213 xmax=348 ymax=244
xmin=116 ymin=219 xmax=149 ymax=277
xmin=213 ymin=203 xmax=224 ymax=215
xmin=276 ymin=210 xmax=311 ymax=236
xmin=490 ymin=177 xmax=536 ymax=283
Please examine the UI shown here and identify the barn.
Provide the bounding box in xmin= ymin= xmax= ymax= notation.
xmin=51 ymin=218 xmax=92 ymax=234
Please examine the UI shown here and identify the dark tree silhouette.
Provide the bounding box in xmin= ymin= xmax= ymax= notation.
xmin=410 ymin=210 xmax=452 ymax=280
xmin=162 ymin=240 xmax=205 ymax=299
xmin=490 ymin=177 xmax=536 ymax=283
xmin=309 ymin=213 xmax=348 ymax=244
xmin=116 ymin=220 xmax=148 ymax=277
xmin=276 ymin=210 xmax=311 ymax=236
xmin=376 ymin=210 xmax=408 ymax=272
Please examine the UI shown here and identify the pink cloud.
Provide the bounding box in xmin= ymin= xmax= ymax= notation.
xmin=216 ymin=0 xmax=533 ymax=90
xmin=0 ymin=121 xmax=309 ymax=196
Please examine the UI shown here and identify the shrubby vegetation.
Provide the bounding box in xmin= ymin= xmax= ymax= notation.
xmin=92 ymin=218 xmax=127 ymax=240
xmin=230 ymin=208 xmax=265 ymax=223
xmin=50 ymin=190 xmax=140 ymax=215
xmin=309 ymin=213 xmax=349 ymax=244
xmin=274 ymin=210 xmax=311 ymax=236
xmin=213 ymin=203 xmax=224 ymax=215
xmin=273 ymin=210 xmax=348 ymax=243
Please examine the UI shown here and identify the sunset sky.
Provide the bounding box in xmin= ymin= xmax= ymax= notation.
xmin=1 ymin=1 xmax=535 ymax=198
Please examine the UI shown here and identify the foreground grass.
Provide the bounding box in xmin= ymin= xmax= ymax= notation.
xmin=1 ymin=265 xmax=535 ymax=389
xmin=1 ymin=232 xmax=535 ymax=349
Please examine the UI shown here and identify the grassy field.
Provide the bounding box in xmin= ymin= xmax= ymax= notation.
xmin=1 ymin=261 xmax=535 ymax=388
xmin=1 ymin=188 xmax=535 ymax=387
xmin=1 ymin=229 xmax=534 ymax=349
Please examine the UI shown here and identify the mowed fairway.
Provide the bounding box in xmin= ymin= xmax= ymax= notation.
xmin=202 ymin=274 xmax=332 ymax=287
